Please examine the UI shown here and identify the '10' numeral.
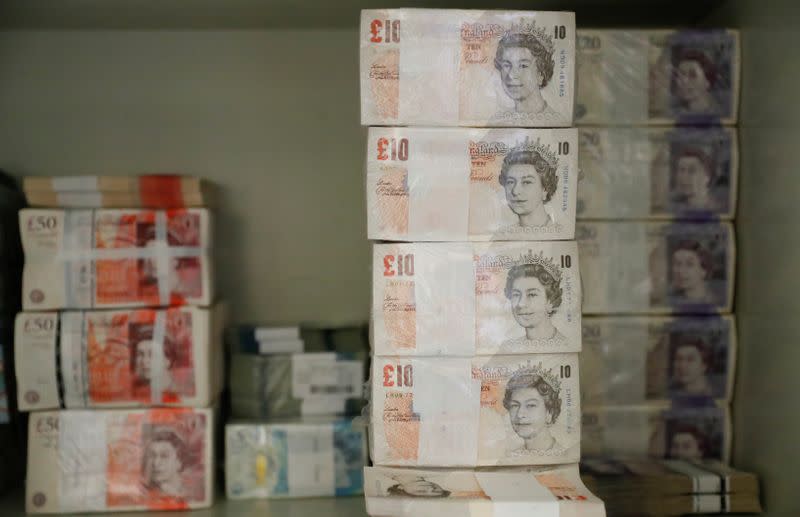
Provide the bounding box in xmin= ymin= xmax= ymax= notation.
xmin=384 ymin=254 xmax=415 ymax=277
xmin=377 ymin=137 xmax=409 ymax=161
xmin=370 ymin=20 xmax=401 ymax=43
xmin=383 ymin=364 xmax=413 ymax=387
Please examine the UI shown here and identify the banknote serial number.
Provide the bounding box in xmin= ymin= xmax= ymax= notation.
xmin=370 ymin=19 xmax=400 ymax=43
xmin=377 ymin=137 xmax=409 ymax=161
xmin=383 ymin=254 xmax=415 ymax=277
xmin=383 ymin=364 xmax=413 ymax=387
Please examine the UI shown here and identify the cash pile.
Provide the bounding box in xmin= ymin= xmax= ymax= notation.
xmin=574 ymin=29 xmax=741 ymax=466
xmin=224 ymin=323 xmax=368 ymax=498
xmin=26 ymin=408 xmax=214 ymax=513
xmin=228 ymin=352 xmax=365 ymax=419
xmin=581 ymin=457 xmax=761 ymax=516
xmin=23 ymin=174 xmax=215 ymax=209
xmin=575 ymin=30 xmax=740 ymax=125
xmin=16 ymin=176 xmax=220 ymax=512
xmin=0 ymin=171 xmax=26 ymax=493
xmin=225 ymin=417 xmax=367 ymax=499
xmin=361 ymin=9 xmax=604 ymax=516
xmin=365 ymin=464 xmax=605 ymax=516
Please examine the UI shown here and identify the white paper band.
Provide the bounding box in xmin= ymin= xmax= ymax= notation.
xmin=57 ymin=411 xmax=108 ymax=512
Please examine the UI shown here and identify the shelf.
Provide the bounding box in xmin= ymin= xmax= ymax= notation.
xmin=0 ymin=0 xmax=724 ymax=29
xmin=0 ymin=488 xmax=369 ymax=517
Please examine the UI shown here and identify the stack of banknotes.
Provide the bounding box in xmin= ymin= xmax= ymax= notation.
xmin=225 ymin=417 xmax=367 ymax=499
xmin=581 ymin=457 xmax=761 ymax=515
xmin=20 ymin=208 xmax=214 ymax=310
xmin=572 ymin=28 xmax=740 ymax=466
xmin=575 ymin=29 xmax=740 ymax=125
xmin=15 ymin=175 xmax=221 ymax=512
xmin=229 ymin=325 xmax=306 ymax=355
xmin=361 ymin=8 xmax=605 ymax=516
xmin=228 ymin=352 xmax=365 ymax=419
xmin=14 ymin=304 xmax=225 ymax=411
xmin=26 ymin=408 xmax=214 ymax=513
xmin=23 ymin=175 xmax=216 ymax=209
xmin=365 ymin=464 xmax=605 ymax=516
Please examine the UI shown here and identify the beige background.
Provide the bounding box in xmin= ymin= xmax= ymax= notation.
xmin=0 ymin=29 xmax=370 ymax=325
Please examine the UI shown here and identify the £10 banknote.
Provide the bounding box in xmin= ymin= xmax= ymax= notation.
xmin=364 ymin=464 xmax=605 ymax=517
xmin=26 ymin=408 xmax=214 ymax=513
xmin=371 ymin=353 xmax=581 ymax=467
xmin=373 ymin=241 xmax=581 ymax=356
xmin=361 ymin=9 xmax=575 ymax=127
xmin=367 ymin=127 xmax=578 ymax=241
xmin=14 ymin=304 xmax=225 ymax=411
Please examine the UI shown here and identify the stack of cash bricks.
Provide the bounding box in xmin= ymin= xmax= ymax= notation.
xmin=13 ymin=176 xmax=222 ymax=513
xmin=223 ymin=324 xmax=370 ymax=499
xmin=573 ymin=28 xmax=741 ymax=478
xmin=361 ymin=9 xmax=604 ymax=516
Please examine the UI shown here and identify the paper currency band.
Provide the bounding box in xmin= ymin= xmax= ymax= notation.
xmin=58 ymin=210 xmax=204 ymax=307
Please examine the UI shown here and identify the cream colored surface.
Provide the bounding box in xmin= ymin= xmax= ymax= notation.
xmin=709 ymin=2 xmax=800 ymax=516
xmin=0 ymin=30 xmax=369 ymax=324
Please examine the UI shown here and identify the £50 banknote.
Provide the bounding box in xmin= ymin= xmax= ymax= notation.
xmin=26 ymin=408 xmax=214 ymax=513
xmin=365 ymin=463 xmax=605 ymax=517
xmin=20 ymin=209 xmax=213 ymax=309
xmin=373 ymin=241 xmax=581 ymax=356
xmin=581 ymin=315 xmax=735 ymax=406
xmin=367 ymin=127 xmax=578 ymax=241
xmin=577 ymin=222 xmax=734 ymax=314
xmin=575 ymin=29 xmax=740 ymax=125
xmin=371 ymin=353 xmax=580 ymax=467
xmin=14 ymin=304 xmax=225 ymax=411
xmin=577 ymin=127 xmax=738 ymax=220
xmin=226 ymin=417 xmax=366 ymax=499
xmin=361 ymin=9 xmax=575 ymax=127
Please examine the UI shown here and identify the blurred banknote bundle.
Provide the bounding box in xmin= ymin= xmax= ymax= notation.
xmin=20 ymin=208 xmax=214 ymax=310
xmin=26 ymin=408 xmax=214 ymax=513
xmin=225 ymin=417 xmax=366 ymax=499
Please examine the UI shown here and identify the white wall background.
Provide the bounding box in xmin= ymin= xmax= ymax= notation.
xmin=0 ymin=30 xmax=370 ymax=325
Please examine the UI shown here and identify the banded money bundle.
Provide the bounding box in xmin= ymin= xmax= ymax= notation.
xmin=26 ymin=408 xmax=214 ymax=513
xmin=373 ymin=241 xmax=581 ymax=356
xmin=14 ymin=304 xmax=225 ymax=411
xmin=371 ymin=354 xmax=581 ymax=467
xmin=23 ymin=175 xmax=215 ymax=209
xmin=229 ymin=353 xmax=365 ymax=419
xmin=577 ymin=221 xmax=735 ymax=314
xmin=225 ymin=417 xmax=367 ymax=499
xmin=581 ymin=315 xmax=736 ymax=405
xmin=20 ymin=208 xmax=214 ymax=310
xmin=582 ymin=457 xmax=760 ymax=516
xmin=575 ymin=29 xmax=740 ymax=125
xmin=367 ymin=127 xmax=578 ymax=241
xmin=365 ymin=464 xmax=605 ymax=516
xmin=361 ymin=9 xmax=575 ymax=127
xmin=577 ymin=127 xmax=738 ymax=219
xmin=582 ymin=404 xmax=731 ymax=462
xmin=228 ymin=325 xmax=305 ymax=354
